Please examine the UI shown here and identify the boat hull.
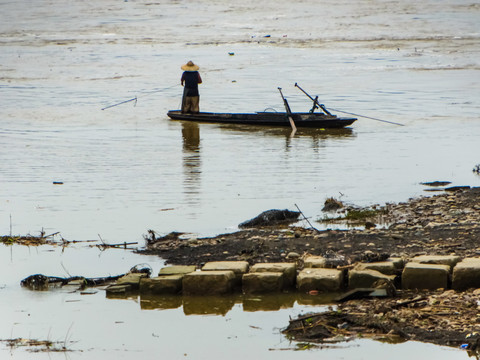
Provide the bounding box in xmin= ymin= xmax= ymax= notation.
xmin=167 ymin=111 xmax=356 ymax=129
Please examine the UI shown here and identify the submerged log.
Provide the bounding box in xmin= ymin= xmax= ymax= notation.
xmin=20 ymin=264 xmax=152 ymax=290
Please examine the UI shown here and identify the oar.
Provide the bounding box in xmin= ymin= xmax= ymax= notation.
xmin=278 ymin=87 xmax=297 ymax=132
xmin=294 ymin=83 xmax=404 ymax=126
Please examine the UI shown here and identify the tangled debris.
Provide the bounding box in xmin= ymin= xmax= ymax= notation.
xmin=284 ymin=289 xmax=480 ymax=355
xmin=1 ymin=231 xmax=60 ymax=246
xmin=0 ymin=338 xmax=74 ymax=353
xmin=20 ymin=264 xmax=151 ymax=291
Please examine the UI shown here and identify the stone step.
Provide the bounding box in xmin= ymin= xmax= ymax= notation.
xmin=183 ymin=270 xmax=236 ymax=295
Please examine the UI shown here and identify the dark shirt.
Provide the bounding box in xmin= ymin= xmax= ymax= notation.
xmin=181 ymin=71 xmax=202 ymax=96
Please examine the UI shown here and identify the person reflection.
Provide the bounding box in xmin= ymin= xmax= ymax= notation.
xmin=181 ymin=122 xmax=201 ymax=205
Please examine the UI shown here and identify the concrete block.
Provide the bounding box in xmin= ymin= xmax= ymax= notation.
xmin=353 ymin=261 xmax=397 ymax=275
xmin=349 ymin=269 xmax=396 ymax=289
xmin=139 ymin=275 xmax=183 ymax=295
xmin=411 ymin=255 xmax=462 ymax=270
xmin=250 ymin=263 xmax=297 ymax=288
xmin=183 ymin=270 xmax=236 ymax=295
xmin=453 ymin=258 xmax=480 ymax=291
xmin=105 ymin=284 xmax=132 ymax=296
xmin=402 ymin=262 xmax=451 ymax=290
xmin=116 ymin=273 xmax=148 ymax=290
xmin=202 ymin=261 xmax=249 ymax=283
xmin=242 ymin=272 xmax=284 ymax=294
xmin=303 ymin=256 xmax=327 ymax=268
xmin=158 ymin=265 xmax=196 ymax=276
xmin=297 ymin=268 xmax=343 ymax=293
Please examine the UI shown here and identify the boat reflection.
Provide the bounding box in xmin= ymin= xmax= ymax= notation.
xmin=181 ymin=122 xmax=201 ymax=207
xmin=178 ymin=120 xmax=355 ymax=154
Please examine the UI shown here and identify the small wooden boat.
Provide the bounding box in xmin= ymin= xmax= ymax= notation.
xmin=167 ymin=110 xmax=356 ymax=129
xmin=168 ymin=85 xmax=359 ymax=129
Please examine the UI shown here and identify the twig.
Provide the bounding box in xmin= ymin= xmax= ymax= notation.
xmin=392 ymin=296 xmax=426 ymax=308
xmin=294 ymin=204 xmax=321 ymax=233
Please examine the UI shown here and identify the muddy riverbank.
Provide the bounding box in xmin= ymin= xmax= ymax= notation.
xmin=142 ymin=187 xmax=480 ymax=266
xmin=141 ymin=186 xmax=480 ymax=350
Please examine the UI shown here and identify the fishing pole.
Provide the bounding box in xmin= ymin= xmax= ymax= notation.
xmin=101 ymin=84 xmax=179 ymax=110
xmin=294 ymin=83 xmax=404 ymax=126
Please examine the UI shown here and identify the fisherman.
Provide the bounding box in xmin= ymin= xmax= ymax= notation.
xmin=180 ymin=60 xmax=202 ymax=113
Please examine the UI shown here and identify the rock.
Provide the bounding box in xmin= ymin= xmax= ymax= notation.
xmin=286 ymin=252 xmax=300 ymax=260
xmin=238 ymin=209 xmax=300 ymax=228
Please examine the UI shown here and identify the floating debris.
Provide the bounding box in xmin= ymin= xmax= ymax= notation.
xmin=420 ymin=181 xmax=451 ymax=187
xmin=322 ymin=197 xmax=344 ymax=212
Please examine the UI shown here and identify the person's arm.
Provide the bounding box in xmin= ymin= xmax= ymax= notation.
xmin=181 ymin=72 xmax=185 ymax=86
xmin=197 ymin=73 xmax=203 ymax=84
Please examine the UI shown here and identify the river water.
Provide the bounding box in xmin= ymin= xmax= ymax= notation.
xmin=1 ymin=0 xmax=479 ymax=358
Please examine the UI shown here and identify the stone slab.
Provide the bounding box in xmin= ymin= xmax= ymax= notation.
xmin=453 ymin=258 xmax=480 ymax=291
xmin=116 ymin=273 xmax=148 ymax=290
xmin=105 ymin=284 xmax=132 ymax=295
xmin=242 ymin=272 xmax=284 ymax=294
xmin=202 ymin=261 xmax=249 ymax=284
xmin=140 ymin=275 xmax=183 ymax=295
xmin=303 ymin=256 xmax=327 ymax=268
xmin=348 ymin=269 xmax=396 ymax=289
xmin=250 ymin=263 xmax=297 ymax=288
xmin=183 ymin=270 xmax=236 ymax=295
xmin=353 ymin=261 xmax=397 ymax=275
xmin=158 ymin=265 xmax=196 ymax=276
xmin=411 ymin=255 xmax=462 ymax=270
xmin=297 ymin=268 xmax=343 ymax=293
xmin=402 ymin=262 xmax=451 ymax=290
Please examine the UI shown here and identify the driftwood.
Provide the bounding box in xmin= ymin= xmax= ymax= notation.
xmin=20 ymin=274 xmax=125 ymax=290
xmin=238 ymin=209 xmax=300 ymax=228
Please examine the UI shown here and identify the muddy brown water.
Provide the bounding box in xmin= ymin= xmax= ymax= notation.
xmin=1 ymin=0 xmax=479 ymax=358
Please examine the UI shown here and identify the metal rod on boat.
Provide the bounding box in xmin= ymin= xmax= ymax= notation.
xmin=294 ymin=83 xmax=404 ymax=126
xmin=278 ymin=87 xmax=297 ymax=132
